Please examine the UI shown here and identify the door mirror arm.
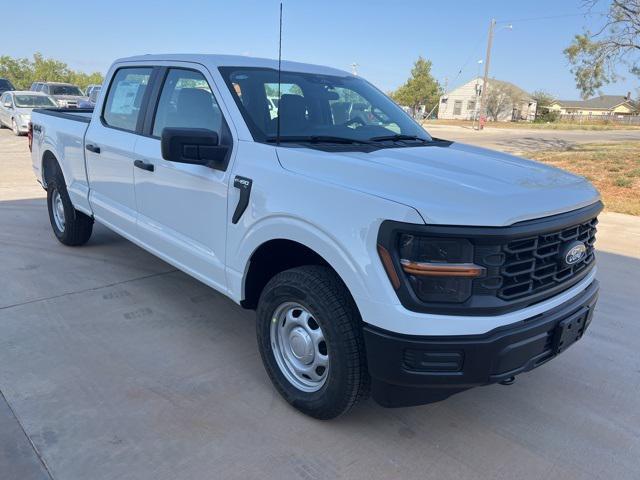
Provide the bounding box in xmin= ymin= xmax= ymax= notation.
xmin=161 ymin=127 xmax=229 ymax=170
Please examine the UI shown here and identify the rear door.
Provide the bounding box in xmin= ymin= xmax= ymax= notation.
xmin=85 ymin=66 xmax=154 ymax=234
xmin=133 ymin=65 xmax=234 ymax=291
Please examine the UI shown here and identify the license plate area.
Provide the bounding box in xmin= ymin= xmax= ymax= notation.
xmin=552 ymin=307 xmax=592 ymax=354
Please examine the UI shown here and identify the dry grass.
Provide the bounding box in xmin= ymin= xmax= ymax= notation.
xmin=423 ymin=119 xmax=640 ymax=131
xmin=529 ymin=142 xmax=640 ymax=216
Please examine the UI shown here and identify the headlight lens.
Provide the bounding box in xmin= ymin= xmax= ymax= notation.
xmin=394 ymin=235 xmax=484 ymax=303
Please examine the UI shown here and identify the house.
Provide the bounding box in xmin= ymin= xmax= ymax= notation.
xmin=437 ymin=77 xmax=536 ymax=122
xmin=547 ymin=95 xmax=636 ymax=116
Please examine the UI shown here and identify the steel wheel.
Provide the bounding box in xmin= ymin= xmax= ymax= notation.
xmin=270 ymin=302 xmax=329 ymax=392
xmin=52 ymin=188 xmax=66 ymax=232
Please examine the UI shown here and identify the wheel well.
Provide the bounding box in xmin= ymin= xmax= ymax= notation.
xmin=42 ymin=150 xmax=59 ymax=187
xmin=242 ymin=239 xmax=333 ymax=309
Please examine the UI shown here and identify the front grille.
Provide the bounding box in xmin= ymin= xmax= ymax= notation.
xmin=477 ymin=217 xmax=598 ymax=301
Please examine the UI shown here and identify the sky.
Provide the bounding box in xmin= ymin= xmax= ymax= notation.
xmin=4 ymin=0 xmax=637 ymax=99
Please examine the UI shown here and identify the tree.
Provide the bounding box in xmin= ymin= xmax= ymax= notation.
xmin=391 ymin=56 xmax=442 ymax=115
xmin=530 ymin=89 xmax=560 ymax=122
xmin=0 ymin=53 xmax=104 ymax=90
xmin=564 ymin=0 xmax=640 ymax=98
xmin=485 ymin=80 xmax=526 ymax=121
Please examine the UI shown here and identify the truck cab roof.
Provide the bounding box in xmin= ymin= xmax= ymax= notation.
xmin=115 ymin=53 xmax=352 ymax=77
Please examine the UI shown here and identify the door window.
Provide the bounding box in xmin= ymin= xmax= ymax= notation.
xmin=102 ymin=67 xmax=152 ymax=132
xmin=152 ymin=69 xmax=222 ymax=137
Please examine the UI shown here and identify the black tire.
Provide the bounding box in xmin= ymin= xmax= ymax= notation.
xmin=256 ymin=265 xmax=370 ymax=419
xmin=46 ymin=170 xmax=94 ymax=246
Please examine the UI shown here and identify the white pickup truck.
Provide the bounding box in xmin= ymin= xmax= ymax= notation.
xmin=30 ymin=54 xmax=602 ymax=419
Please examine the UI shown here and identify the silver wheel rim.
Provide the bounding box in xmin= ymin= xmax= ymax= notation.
xmin=12 ymin=120 xmax=18 ymax=134
xmin=52 ymin=189 xmax=65 ymax=232
xmin=270 ymin=302 xmax=329 ymax=392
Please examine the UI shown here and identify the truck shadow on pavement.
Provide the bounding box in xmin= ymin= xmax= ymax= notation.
xmin=1 ymin=197 xmax=639 ymax=480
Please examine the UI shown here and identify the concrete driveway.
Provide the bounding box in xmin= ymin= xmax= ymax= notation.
xmin=425 ymin=124 xmax=640 ymax=154
xmin=1 ymin=128 xmax=639 ymax=480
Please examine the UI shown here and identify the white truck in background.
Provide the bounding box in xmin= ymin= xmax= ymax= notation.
xmin=29 ymin=54 xmax=601 ymax=419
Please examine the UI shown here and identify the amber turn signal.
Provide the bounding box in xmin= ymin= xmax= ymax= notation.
xmin=377 ymin=244 xmax=401 ymax=290
xmin=400 ymin=260 xmax=486 ymax=278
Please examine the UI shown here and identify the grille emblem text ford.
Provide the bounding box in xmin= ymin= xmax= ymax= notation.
xmin=563 ymin=242 xmax=587 ymax=266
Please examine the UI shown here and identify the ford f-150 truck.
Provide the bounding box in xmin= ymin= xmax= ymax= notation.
xmin=30 ymin=54 xmax=602 ymax=419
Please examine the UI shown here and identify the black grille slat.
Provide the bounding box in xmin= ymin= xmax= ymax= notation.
xmin=485 ymin=216 xmax=598 ymax=301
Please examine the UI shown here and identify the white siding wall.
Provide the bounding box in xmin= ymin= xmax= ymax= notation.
xmin=438 ymin=78 xmax=482 ymax=120
xmin=438 ymin=77 xmax=536 ymax=122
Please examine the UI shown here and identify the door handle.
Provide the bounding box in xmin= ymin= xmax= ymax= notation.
xmin=85 ymin=143 xmax=100 ymax=154
xmin=134 ymin=159 xmax=155 ymax=172
xmin=232 ymin=176 xmax=252 ymax=224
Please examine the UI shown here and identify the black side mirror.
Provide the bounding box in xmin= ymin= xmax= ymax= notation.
xmin=161 ymin=127 xmax=229 ymax=169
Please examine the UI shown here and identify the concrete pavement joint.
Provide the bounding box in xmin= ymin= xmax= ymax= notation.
xmin=0 ymin=389 xmax=55 ymax=480
xmin=0 ymin=269 xmax=178 ymax=311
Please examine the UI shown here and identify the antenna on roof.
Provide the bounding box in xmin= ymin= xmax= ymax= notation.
xmin=276 ymin=2 xmax=283 ymax=146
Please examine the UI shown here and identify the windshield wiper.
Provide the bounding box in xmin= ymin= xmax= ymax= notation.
xmin=368 ymin=134 xmax=430 ymax=143
xmin=266 ymin=135 xmax=373 ymax=145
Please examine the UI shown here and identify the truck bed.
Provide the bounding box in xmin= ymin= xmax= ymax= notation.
xmin=31 ymin=108 xmax=94 ymax=215
xmin=32 ymin=108 xmax=94 ymax=123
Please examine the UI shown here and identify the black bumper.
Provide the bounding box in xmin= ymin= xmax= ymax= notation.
xmin=363 ymin=280 xmax=599 ymax=408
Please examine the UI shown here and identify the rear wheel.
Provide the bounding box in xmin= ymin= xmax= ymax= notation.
xmin=46 ymin=170 xmax=93 ymax=246
xmin=256 ymin=265 xmax=370 ymax=419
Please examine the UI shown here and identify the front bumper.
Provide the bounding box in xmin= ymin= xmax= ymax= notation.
xmin=363 ymin=279 xmax=599 ymax=407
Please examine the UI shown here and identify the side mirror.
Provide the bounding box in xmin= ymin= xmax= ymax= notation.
xmin=161 ymin=128 xmax=228 ymax=168
xmin=3 ymin=102 xmax=11 ymax=108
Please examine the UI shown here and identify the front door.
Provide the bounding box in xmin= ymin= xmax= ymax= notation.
xmin=133 ymin=67 xmax=233 ymax=292
xmin=85 ymin=67 xmax=153 ymax=233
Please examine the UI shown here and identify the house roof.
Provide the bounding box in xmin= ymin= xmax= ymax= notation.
xmin=552 ymin=95 xmax=632 ymax=110
xmin=486 ymin=78 xmax=532 ymax=101
xmin=443 ymin=77 xmax=533 ymax=101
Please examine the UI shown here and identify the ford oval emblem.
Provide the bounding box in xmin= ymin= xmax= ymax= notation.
xmin=563 ymin=242 xmax=587 ymax=266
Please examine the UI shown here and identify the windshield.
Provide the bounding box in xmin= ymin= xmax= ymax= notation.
xmin=219 ymin=67 xmax=431 ymax=146
xmin=50 ymin=85 xmax=82 ymax=96
xmin=14 ymin=95 xmax=57 ymax=108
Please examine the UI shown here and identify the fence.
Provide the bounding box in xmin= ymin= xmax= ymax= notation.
xmin=556 ymin=114 xmax=640 ymax=125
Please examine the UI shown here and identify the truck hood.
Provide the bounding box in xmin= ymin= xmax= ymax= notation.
xmin=276 ymin=142 xmax=600 ymax=226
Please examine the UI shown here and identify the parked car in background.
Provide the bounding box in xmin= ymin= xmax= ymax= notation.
xmin=0 ymin=91 xmax=57 ymax=135
xmin=30 ymin=82 xmax=45 ymax=92
xmin=0 ymin=78 xmax=15 ymax=95
xmin=85 ymin=84 xmax=102 ymax=97
xmin=78 ymin=86 xmax=101 ymax=108
xmin=40 ymin=82 xmax=87 ymax=108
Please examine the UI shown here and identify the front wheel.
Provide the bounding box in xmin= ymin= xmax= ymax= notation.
xmin=47 ymin=172 xmax=94 ymax=246
xmin=256 ymin=266 xmax=370 ymax=419
xmin=12 ymin=119 xmax=21 ymax=136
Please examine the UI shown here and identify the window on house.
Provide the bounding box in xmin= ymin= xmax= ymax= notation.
xmin=453 ymin=100 xmax=462 ymax=115
xmin=467 ymin=100 xmax=476 ymax=112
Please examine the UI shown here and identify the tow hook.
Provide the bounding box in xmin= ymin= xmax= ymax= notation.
xmin=499 ymin=376 xmax=516 ymax=386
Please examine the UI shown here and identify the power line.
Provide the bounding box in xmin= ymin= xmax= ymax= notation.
xmin=496 ymin=11 xmax=606 ymax=24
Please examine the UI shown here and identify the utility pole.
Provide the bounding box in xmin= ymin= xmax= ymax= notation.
xmin=478 ymin=18 xmax=495 ymax=130
xmin=350 ymin=63 xmax=359 ymax=75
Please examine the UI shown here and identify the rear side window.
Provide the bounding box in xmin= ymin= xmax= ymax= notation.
xmin=103 ymin=67 xmax=152 ymax=132
xmin=152 ymin=68 xmax=222 ymax=137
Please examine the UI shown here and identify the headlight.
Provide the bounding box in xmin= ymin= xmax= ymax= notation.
xmin=19 ymin=114 xmax=31 ymax=126
xmin=57 ymin=99 xmax=67 ymax=107
xmin=378 ymin=233 xmax=485 ymax=303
